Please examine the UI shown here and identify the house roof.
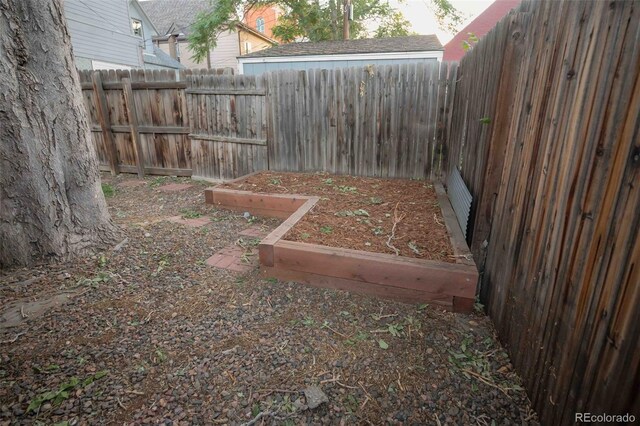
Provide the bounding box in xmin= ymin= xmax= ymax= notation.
xmin=143 ymin=46 xmax=186 ymax=69
xmin=240 ymin=35 xmax=443 ymax=58
xmin=139 ymin=0 xmax=209 ymax=36
xmin=444 ymin=0 xmax=521 ymax=62
xmin=139 ymin=0 xmax=276 ymax=45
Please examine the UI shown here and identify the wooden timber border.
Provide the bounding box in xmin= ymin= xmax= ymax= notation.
xmin=205 ymin=180 xmax=478 ymax=312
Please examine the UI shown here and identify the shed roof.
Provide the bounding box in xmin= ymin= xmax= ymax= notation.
xmin=241 ymin=35 xmax=443 ymax=58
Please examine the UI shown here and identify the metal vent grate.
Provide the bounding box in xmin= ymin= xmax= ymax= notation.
xmin=446 ymin=168 xmax=472 ymax=238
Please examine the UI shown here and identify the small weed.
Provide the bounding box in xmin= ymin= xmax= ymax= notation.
xmin=320 ymin=225 xmax=333 ymax=234
xmin=337 ymin=185 xmax=357 ymax=193
xmin=28 ymin=378 xmax=79 ymax=413
xmin=32 ymin=364 xmax=60 ymax=374
xmin=149 ymin=177 xmax=168 ymax=187
xmin=322 ymin=178 xmax=334 ymax=185
xmin=378 ymin=339 xmax=389 ymax=349
xmin=387 ymin=323 xmax=404 ymax=337
xmin=300 ymin=232 xmax=311 ymax=240
xmin=479 ymin=117 xmax=492 ymax=125
xmin=181 ymin=209 xmax=202 ymax=219
xmin=27 ymin=371 xmax=108 ymax=413
xmin=353 ymin=209 xmax=369 ymax=217
xmin=77 ymin=271 xmax=111 ymax=288
xmin=474 ymin=297 xmax=485 ymax=314
xmin=152 ymin=349 xmax=167 ymax=364
xmin=156 ymin=259 xmax=169 ymax=273
xmin=448 ymin=336 xmax=492 ymax=377
xmin=281 ymin=395 xmax=296 ymax=413
xmin=97 ymin=254 xmax=108 ymax=268
xmin=269 ymin=177 xmax=282 ymax=185
xmin=251 ymin=403 xmax=262 ymax=417
xmin=264 ymin=277 xmax=278 ymax=284
xmin=369 ymin=196 xmax=383 ymax=205
xmin=302 ymin=316 xmax=315 ymax=327
xmin=373 ymin=227 xmax=384 ymax=236
xmin=335 ymin=210 xmax=354 ymax=217
xmin=101 ymin=183 xmax=115 ymax=198
xmin=82 ymin=370 xmax=108 ymax=387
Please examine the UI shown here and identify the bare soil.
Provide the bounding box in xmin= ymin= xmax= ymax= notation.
xmin=223 ymin=172 xmax=455 ymax=261
xmin=0 ymin=173 xmax=538 ymax=425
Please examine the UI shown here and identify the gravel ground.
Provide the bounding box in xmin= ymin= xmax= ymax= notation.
xmin=0 ymin=174 xmax=538 ymax=425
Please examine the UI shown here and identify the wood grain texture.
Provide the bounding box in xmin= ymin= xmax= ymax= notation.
xmin=445 ymin=0 xmax=640 ymax=422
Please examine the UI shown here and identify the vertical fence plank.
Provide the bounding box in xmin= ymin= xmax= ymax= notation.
xmin=121 ymin=77 xmax=144 ymax=177
xmin=91 ymin=71 xmax=119 ymax=175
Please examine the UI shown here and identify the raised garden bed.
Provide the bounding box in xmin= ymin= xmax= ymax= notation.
xmin=205 ymin=172 xmax=478 ymax=312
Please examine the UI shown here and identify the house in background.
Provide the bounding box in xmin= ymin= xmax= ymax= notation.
xmin=129 ymin=0 xmax=186 ymax=70
xmin=139 ymin=0 xmax=277 ymax=71
xmin=243 ymin=4 xmax=282 ymax=41
xmin=443 ymin=0 xmax=521 ymax=62
xmin=63 ymin=0 xmax=184 ymax=70
xmin=238 ymin=35 xmax=443 ymax=75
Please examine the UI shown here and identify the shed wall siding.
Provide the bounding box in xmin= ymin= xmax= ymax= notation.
xmin=242 ymin=57 xmax=438 ymax=75
xmin=65 ymin=0 xmax=141 ymax=69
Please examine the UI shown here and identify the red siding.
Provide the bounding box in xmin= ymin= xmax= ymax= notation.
xmin=244 ymin=5 xmax=279 ymax=40
xmin=443 ymin=0 xmax=520 ymax=62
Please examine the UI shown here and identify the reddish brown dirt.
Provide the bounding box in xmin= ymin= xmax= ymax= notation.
xmin=223 ymin=172 xmax=456 ymax=261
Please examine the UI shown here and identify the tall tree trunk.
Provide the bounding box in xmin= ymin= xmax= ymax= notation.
xmin=0 ymin=0 xmax=118 ymax=268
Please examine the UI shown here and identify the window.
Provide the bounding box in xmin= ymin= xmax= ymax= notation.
xmin=131 ymin=18 xmax=143 ymax=38
xmin=256 ymin=17 xmax=265 ymax=33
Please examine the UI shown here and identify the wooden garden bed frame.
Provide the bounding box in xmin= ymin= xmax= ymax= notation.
xmin=205 ymin=175 xmax=478 ymax=312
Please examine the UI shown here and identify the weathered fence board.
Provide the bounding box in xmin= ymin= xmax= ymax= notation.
xmin=187 ymin=74 xmax=268 ymax=180
xmin=78 ymin=68 xmax=232 ymax=178
xmin=264 ymin=63 xmax=447 ymax=179
xmin=446 ymin=0 xmax=639 ymax=422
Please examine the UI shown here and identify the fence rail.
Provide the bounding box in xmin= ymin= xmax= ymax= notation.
xmin=445 ymin=0 xmax=639 ymax=422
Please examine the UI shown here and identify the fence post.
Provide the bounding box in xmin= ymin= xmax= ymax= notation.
xmin=91 ymin=71 xmax=119 ymax=175
xmin=121 ymin=77 xmax=145 ymax=177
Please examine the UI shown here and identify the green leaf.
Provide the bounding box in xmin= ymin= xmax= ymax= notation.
xmin=378 ymin=339 xmax=389 ymax=349
xmin=94 ymin=370 xmax=108 ymax=380
xmin=479 ymin=117 xmax=492 ymax=124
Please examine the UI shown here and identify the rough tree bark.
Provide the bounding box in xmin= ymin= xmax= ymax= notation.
xmin=0 ymin=0 xmax=118 ymax=268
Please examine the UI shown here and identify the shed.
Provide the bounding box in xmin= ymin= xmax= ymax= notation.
xmin=238 ymin=35 xmax=443 ymax=75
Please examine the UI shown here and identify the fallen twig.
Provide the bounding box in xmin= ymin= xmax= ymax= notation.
xmin=434 ymin=413 xmax=442 ymax=426
xmin=322 ymin=324 xmax=348 ymax=338
xmin=116 ymin=397 xmax=127 ymax=410
xmin=20 ymin=305 xmax=28 ymax=319
xmin=461 ymin=368 xmax=512 ymax=398
xmin=242 ymin=409 xmax=275 ymax=426
xmin=433 ymin=213 xmax=444 ymax=227
xmin=386 ymin=202 xmax=406 ymax=256
xmin=1 ymin=331 xmax=26 ymax=344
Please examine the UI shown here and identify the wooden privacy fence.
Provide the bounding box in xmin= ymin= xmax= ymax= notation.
xmin=187 ymin=74 xmax=268 ymax=180
xmin=264 ymin=63 xmax=453 ymax=179
xmin=79 ymin=63 xmax=454 ymax=181
xmin=445 ymin=0 xmax=639 ymax=423
xmin=78 ymin=68 xmax=233 ymax=178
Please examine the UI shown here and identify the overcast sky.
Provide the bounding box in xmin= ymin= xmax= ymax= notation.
xmin=389 ymin=0 xmax=495 ymax=44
